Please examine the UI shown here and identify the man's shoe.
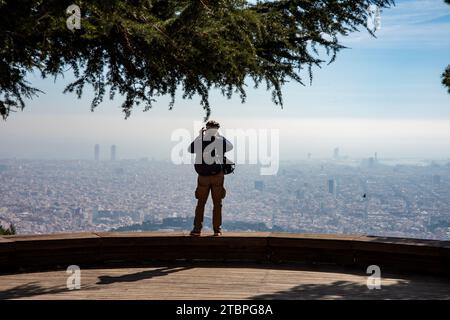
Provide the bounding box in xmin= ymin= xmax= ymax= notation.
xmin=213 ymin=231 xmax=222 ymax=236
xmin=190 ymin=230 xmax=201 ymax=236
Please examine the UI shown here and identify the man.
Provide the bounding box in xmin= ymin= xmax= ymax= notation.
xmin=188 ymin=120 xmax=233 ymax=236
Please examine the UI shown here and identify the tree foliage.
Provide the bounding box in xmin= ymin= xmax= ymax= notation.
xmin=443 ymin=1 xmax=450 ymax=93
xmin=0 ymin=224 xmax=16 ymax=235
xmin=443 ymin=66 xmax=450 ymax=94
xmin=0 ymin=0 xmax=395 ymax=120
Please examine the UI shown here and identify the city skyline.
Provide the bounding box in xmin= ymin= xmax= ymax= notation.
xmin=1 ymin=158 xmax=449 ymax=240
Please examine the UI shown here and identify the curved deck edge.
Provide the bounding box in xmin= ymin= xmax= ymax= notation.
xmin=1 ymin=232 xmax=449 ymax=275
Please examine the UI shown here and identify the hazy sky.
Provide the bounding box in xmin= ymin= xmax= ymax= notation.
xmin=1 ymin=0 xmax=449 ymax=160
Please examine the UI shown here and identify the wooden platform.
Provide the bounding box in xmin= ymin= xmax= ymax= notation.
xmin=1 ymin=232 xmax=450 ymax=300
xmin=1 ymin=232 xmax=450 ymax=275
xmin=1 ymin=262 xmax=449 ymax=300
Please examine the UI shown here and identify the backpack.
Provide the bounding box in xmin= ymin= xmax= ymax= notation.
xmin=193 ymin=133 xmax=235 ymax=176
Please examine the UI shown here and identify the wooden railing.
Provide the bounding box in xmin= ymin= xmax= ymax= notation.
xmin=1 ymin=232 xmax=449 ymax=275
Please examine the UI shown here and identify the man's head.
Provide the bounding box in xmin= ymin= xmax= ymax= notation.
xmin=205 ymin=120 xmax=220 ymax=129
xmin=205 ymin=120 xmax=220 ymax=136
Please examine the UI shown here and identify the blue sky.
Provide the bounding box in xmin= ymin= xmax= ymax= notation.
xmin=1 ymin=0 xmax=450 ymax=160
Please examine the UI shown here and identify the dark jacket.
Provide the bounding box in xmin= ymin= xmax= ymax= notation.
xmin=188 ymin=134 xmax=233 ymax=176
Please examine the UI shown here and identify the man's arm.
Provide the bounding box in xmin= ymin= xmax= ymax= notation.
xmin=188 ymin=132 xmax=204 ymax=154
xmin=223 ymin=137 xmax=233 ymax=153
xmin=188 ymin=140 xmax=196 ymax=153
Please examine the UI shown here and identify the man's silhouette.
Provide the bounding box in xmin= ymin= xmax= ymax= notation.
xmin=188 ymin=120 xmax=233 ymax=236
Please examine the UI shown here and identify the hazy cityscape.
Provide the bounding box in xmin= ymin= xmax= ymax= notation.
xmin=1 ymin=147 xmax=450 ymax=240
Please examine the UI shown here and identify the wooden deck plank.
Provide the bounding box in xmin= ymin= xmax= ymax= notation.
xmin=1 ymin=264 xmax=449 ymax=300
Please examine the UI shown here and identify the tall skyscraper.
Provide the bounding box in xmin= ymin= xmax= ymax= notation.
xmin=85 ymin=208 xmax=95 ymax=225
xmin=328 ymin=179 xmax=335 ymax=194
xmin=110 ymin=144 xmax=117 ymax=161
xmin=333 ymin=147 xmax=340 ymax=160
xmin=94 ymin=144 xmax=100 ymax=161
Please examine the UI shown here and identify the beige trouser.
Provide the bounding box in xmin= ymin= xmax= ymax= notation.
xmin=193 ymin=172 xmax=226 ymax=232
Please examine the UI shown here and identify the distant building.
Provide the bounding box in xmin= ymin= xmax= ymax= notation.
xmin=94 ymin=144 xmax=100 ymax=161
xmin=320 ymin=201 xmax=325 ymax=214
xmin=85 ymin=208 xmax=94 ymax=225
xmin=328 ymin=179 xmax=335 ymax=194
xmin=333 ymin=147 xmax=340 ymax=160
xmin=255 ymin=180 xmax=264 ymax=191
xmin=110 ymin=145 xmax=117 ymax=161
xmin=432 ymin=175 xmax=441 ymax=185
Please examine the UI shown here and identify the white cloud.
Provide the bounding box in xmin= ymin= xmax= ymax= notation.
xmin=341 ymin=0 xmax=450 ymax=48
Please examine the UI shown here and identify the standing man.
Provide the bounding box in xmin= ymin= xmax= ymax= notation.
xmin=188 ymin=120 xmax=233 ymax=236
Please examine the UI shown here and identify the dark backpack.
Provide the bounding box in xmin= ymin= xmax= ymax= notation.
xmin=193 ymin=134 xmax=235 ymax=176
xmin=194 ymin=163 xmax=222 ymax=176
